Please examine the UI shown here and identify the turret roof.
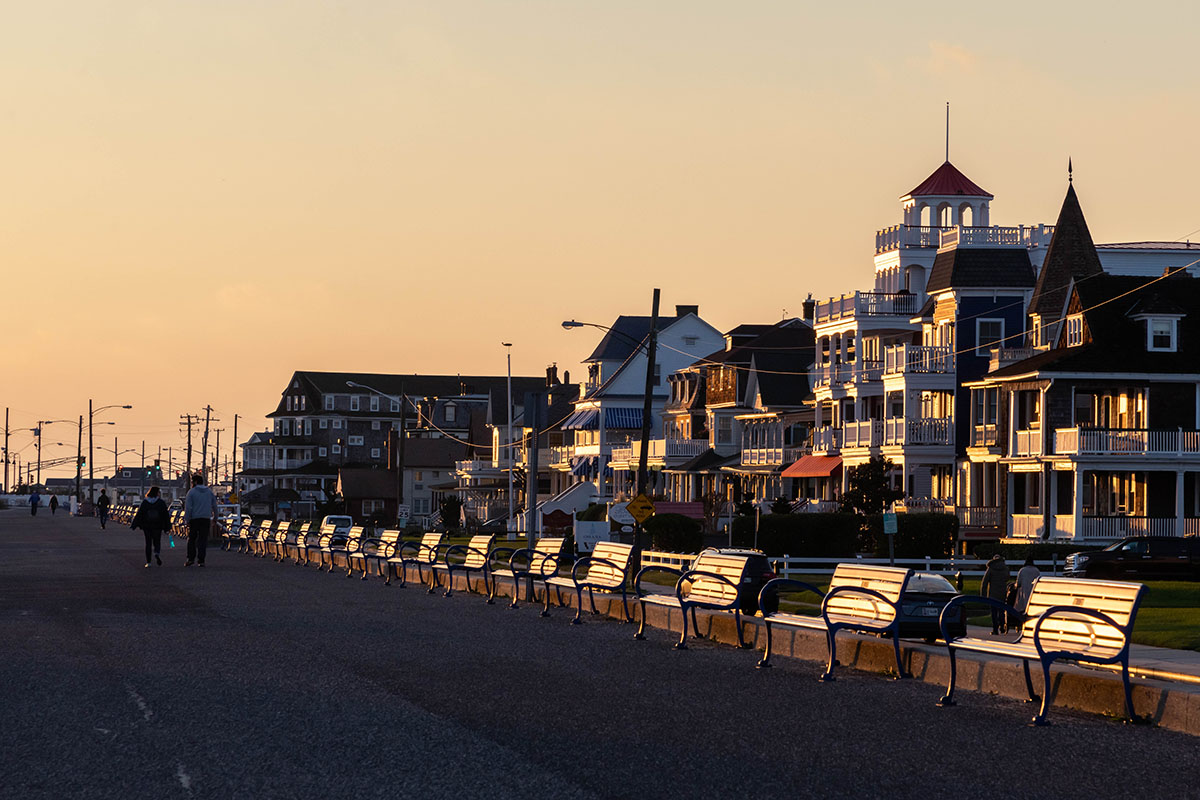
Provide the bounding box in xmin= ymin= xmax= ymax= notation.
xmin=902 ymin=161 xmax=992 ymax=199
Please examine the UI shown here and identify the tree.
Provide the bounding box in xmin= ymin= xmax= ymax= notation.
xmin=439 ymin=495 xmax=462 ymax=530
xmin=839 ymin=455 xmax=903 ymax=515
xmin=769 ymin=497 xmax=792 ymax=515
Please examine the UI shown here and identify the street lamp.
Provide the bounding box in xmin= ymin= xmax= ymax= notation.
xmin=89 ymin=402 xmax=132 ymax=503
xmin=96 ymin=441 xmax=138 ymax=500
xmin=502 ymin=342 xmax=515 ymax=539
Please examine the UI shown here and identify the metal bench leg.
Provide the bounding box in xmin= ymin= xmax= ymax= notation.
xmin=756 ymin=620 xmax=774 ymax=668
xmin=1022 ymin=659 xmax=1039 ymax=703
xmin=508 ymin=575 xmax=520 ymax=609
xmin=634 ymin=599 xmax=648 ymax=640
xmin=734 ymin=610 xmax=749 ymax=649
xmin=620 ymin=590 xmax=633 ymax=623
xmin=819 ymin=628 xmax=837 ymax=681
xmin=691 ymin=607 xmax=702 ymax=639
xmin=540 ymin=583 xmax=552 ymax=617
xmin=1121 ymin=655 xmax=1140 ymax=723
xmin=588 ymin=587 xmax=600 ymax=616
xmin=937 ymin=646 xmax=958 ymax=706
xmin=674 ymin=604 xmax=690 ymax=649
xmin=481 ymin=571 xmax=492 ymax=602
xmin=891 ymin=632 xmax=910 ymax=679
xmin=443 ymin=568 xmax=455 ymax=597
xmin=570 ymin=587 xmax=584 ymax=625
xmin=428 ymin=568 xmax=440 ymax=594
xmin=1032 ymin=657 xmax=1055 ymax=726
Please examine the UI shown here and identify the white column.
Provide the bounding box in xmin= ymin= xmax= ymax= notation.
xmin=1073 ymin=468 xmax=1084 ymax=542
xmin=1176 ymin=469 xmax=1185 ymax=535
xmin=1006 ymin=469 xmax=1016 ymax=537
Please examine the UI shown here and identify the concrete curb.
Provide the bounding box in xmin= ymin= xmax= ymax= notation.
xmin=412 ymin=566 xmax=1200 ymax=737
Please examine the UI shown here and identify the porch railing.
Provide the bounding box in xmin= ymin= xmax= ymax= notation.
xmin=1080 ymin=516 xmax=1181 ymax=539
xmin=882 ymin=344 xmax=954 ymax=375
xmin=1054 ymin=427 xmax=1200 ymax=456
xmin=882 ymin=417 xmax=952 ymax=446
xmin=971 ymin=424 xmax=998 ymax=447
xmin=1013 ymin=428 xmax=1042 ymax=457
xmin=811 ymin=426 xmax=842 ymax=452
xmin=956 ymin=506 xmax=1001 ymax=529
xmin=843 ymin=420 xmax=882 ymax=448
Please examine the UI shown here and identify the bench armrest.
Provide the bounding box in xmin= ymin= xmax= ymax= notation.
xmin=489 ymin=547 xmax=519 ymax=569
xmin=571 ymin=555 xmax=626 ymax=584
xmin=820 ymin=585 xmax=901 ymax=628
xmin=937 ymin=595 xmax=1019 ymax=643
xmin=634 ymin=565 xmax=683 ymax=597
xmin=1031 ymin=605 xmax=1131 ymax=659
xmin=441 ymin=544 xmax=487 ymax=565
xmin=676 ymin=568 xmax=741 ymax=606
xmin=758 ymin=578 xmax=824 ymax=619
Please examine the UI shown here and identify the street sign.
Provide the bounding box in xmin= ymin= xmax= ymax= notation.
xmin=608 ymin=502 xmax=635 ymax=526
xmin=882 ymin=511 xmax=898 ymax=535
xmin=626 ymin=494 xmax=655 ymax=525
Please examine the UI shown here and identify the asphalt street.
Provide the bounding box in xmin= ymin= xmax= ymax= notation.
xmin=3 ymin=510 xmax=1199 ymax=800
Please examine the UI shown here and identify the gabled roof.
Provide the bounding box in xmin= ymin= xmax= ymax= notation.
xmin=1029 ymin=184 xmax=1104 ymax=318
xmin=269 ymin=372 xmax=545 ymax=418
xmin=747 ymin=352 xmax=813 ymax=408
xmin=926 ymin=247 xmax=1036 ymax=293
xmin=902 ymin=161 xmax=992 ymax=199
xmin=584 ymin=315 xmax=675 ymax=362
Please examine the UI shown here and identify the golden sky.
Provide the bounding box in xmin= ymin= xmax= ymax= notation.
xmin=4 ymin=1 xmax=1199 ymax=476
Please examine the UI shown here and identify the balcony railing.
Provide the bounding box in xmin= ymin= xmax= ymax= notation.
xmin=815 ymin=291 xmax=921 ymax=324
xmin=882 ymin=417 xmax=952 ymax=446
xmin=611 ymin=438 xmax=709 ymax=463
xmin=741 ymin=446 xmax=804 ymax=467
xmin=1080 ymin=516 xmax=1181 ymax=539
xmin=971 ymin=424 xmax=998 ymax=447
xmin=811 ymin=426 xmax=842 ymax=453
xmin=1013 ymin=428 xmax=1042 ymax=457
xmin=939 ymin=224 xmax=1055 ymax=249
xmin=455 ymin=458 xmax=513 ymax=473
xmin=550 ymin=445 xmax=573 ymax=466
xmin=1011 ymin=514 xmax=1044 ymax=539
xmin=956 ymin=506 xmax=1001 ymax=529
xmin=843 ymin=420 xmax=882 ymax=448
xmin=1054 ymin=428 xmax=1200 ymax=457
xmin=813 ymin=360 xmax=882 ymax=387
xmin=988 ymin=346 xmax=1045 ymax=373
xmin=883 ymin=344 xmax=954 ymax=375
xmin=874 ymin=224 xmax=949 ymax=254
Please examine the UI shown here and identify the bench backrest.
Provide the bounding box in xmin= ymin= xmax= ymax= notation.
xmin=463 ymin=534 xmax=495 ymax=568
xmin=377 ymin=529 xmax=402 ymax=545
xmin=530 ymin=537 xmax=566 ymax=575
xmin=414 ymin=532 xmax=444 ymax=561
xmin=586 ymin=541 xmax=634 ymax=587
xmin=685 ymin=552 xmax=751 ymax=604
xmin=319 ymin=523 xmax=338 ymax=538
xmin=345 ymin=526 xmax=365 ymax=545
xmin=825 ymin=564 xmax=912 ymax=624
xmin=1023 ymin=576 xmax=1142 ymax=652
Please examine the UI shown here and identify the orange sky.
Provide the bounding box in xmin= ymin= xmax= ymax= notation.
xmin=4 ymin=1 xmax=1200 ymax=477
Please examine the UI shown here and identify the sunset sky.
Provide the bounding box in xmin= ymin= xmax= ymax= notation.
xmin=4 ymin=1 xmax=1200 ymax=477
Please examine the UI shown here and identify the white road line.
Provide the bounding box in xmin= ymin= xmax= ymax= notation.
xmin=175 ymin=763 xmax=192 ymax=792
xmin=124 ymin=683 xmax=153 ymax=722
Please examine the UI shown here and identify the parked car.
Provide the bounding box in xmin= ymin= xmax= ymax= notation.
xmin=694 ymin=547 xmax=777 ymax=614
xmin=320 ymin=515 xmax=353 ymax=536
xmin=1065 ymin=536 xmax=1200 ymax=581
xmin=896 ymin=572 xmax=966 ymax=642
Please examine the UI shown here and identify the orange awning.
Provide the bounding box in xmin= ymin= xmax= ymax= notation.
xmin=782 ymin=455 xmax=842 ymax=478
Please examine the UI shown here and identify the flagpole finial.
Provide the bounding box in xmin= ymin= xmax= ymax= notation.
xmin=1068 ymin=157 xmax=1073 ymax=184
xmin=945 ymin=101 xmax=950 ymax=162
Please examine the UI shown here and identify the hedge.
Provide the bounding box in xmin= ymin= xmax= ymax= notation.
xmin=860 ymin=513 xmax=958 ymax=558
xmin=971 ymin=541 xmax=1090 ymax=560
xmin=730 ymin=513 xmax=861 ymax=557
xmin=644 ymin=513 xmax=704 ymax=553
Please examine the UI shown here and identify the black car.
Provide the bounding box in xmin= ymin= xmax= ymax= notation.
xmin=1065 ymin=536 xmax=1200 ymax=580
xmin=896 ymin=572 xmax=966 ymax=642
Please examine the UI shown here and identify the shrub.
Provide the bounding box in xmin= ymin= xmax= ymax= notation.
xmin=576 ymin=503 xmax=608 ymax=522
xmin=729 ymin=513 xmax=861 ymax=556
xmin=644 ymin=513 xmax=703 ymax=553
xmin=971 ymin=542 xmax=1088 ymax=561
xmin=858 ymin=513 xmax=958 ymax=558
xmin=769 ymin=497 xmax=792 ymax=515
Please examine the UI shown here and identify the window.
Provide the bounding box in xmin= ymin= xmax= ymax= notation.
xmin=371 ymin=421 xmax=381 ymax=430
xmin=333 ymin=419 xmax=343 ymax=429
xmin=350 ymin=395 xmax=360 ymax=411
xmin=370 ymin=448 xmax=380 ymax=459
xmin=319 ymin=447 xmax=327 ymax=457
xmin=348 ymin=435 xmax=364 ymax=446
xmin=414 ymin=498 xmax=430 ymax=515
xmin=300 ymin=396 xmax=305 ymax=411
xmin=1066 ymin=314 xmax=1084 ymax=347
xmin=122 ymin=470 xmax=130 ymax=478
xmin=976 ymin=319 xmax=1004 ymax=356
xmin=363 ymin=499 xmax=384 ymax=514
xmin=1148 ymin=319 xmax=1177 ymax=352
xmin=332 ymin=444 xmax=341 ymax=455
xmin=286 ymin=397 xmax=293 ymax=411
xmin=280 ymin=420 xmax=291 ymax=436
xmin=445 ymin=403 xmax=456 ymax=423
xmin=683 ymin=336 xmax=698 ymax=347
xmin=319 ymin=419 xmax=328 ymax=429
xmin=369 ymin=396 xmax=379 ymax=411
xmin=304 ymin=420 xmax=312 ymax=436
xmin=390 ymin=399 xmax=400 ymax=412
xmin=414 ymin=471 xmax=424 ymax=482
xmin=325 ymin=396 xmax=334 ymax=411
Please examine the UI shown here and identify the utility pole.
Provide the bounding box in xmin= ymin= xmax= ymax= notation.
xmin=232 ymin=414 xmax=239 ymax=498
xmin=201 ymin=405 xmax=212 ymax=484
xmin=503 ymin=342 xmax=514 ymax=539
xmin=634 ymin=288 xmax=661 ymax=571
xmin=181 ymin=414 xmax=195 ymax=486
xmin=214 ymin=428 xmax=221 ymax=487
xmin=35 ymin=422 xmax=42 ymax=486
xmin=75 ymin=415 xmax=83 ymax=505
xmin=3 ymin=407 xmax=8 ymax=493
xmin=140 ymin=440 xmax=146 ymax=498
xmin=524 ymin=391 xmax=544 ymax=547
xmin=88 ymin=400 xmax=93 ymax=503
xmin=114 ymin=436 xmax=118 ymax=486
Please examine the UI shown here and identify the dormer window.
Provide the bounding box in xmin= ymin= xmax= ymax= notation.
xmin=1148 ymin=319 xmax=1177 ymax=352
xmin=1065 ymin=314 xmax=1084 ymax=347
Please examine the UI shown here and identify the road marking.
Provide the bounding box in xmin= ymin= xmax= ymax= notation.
xmin=124 ymin=683 xmax=153 ymax=722
xmin=175 ymin=763 xmax=192 ymax=792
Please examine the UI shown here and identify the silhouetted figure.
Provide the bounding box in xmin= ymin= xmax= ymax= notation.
xmin=97 ymin=491 xmax=111 ymax=529
xmin=49 ymin=495 xmax=59 ymax=515
xmin=184 ymin=474 xmax=217 ymax=567
xmin=29 ymin=491 xmax=41 ymax=517
xmin=132 ymin=486 xmax=169 ymax=568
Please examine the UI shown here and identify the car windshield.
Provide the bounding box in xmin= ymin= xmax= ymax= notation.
xmin=906 ymin=573 xmax=956 ymax=593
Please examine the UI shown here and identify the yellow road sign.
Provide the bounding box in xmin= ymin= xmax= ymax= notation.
xmin=626 ymin=494 xmax=655 ymax=524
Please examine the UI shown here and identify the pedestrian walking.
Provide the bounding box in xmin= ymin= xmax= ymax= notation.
xmin=96 ymin=490 xmax=111 ymax=529
xmin=29 ymin=491 xmax=41 ymax=517
xmin=979 ymin=553 xmax=1011 ymax=635
xmin=1015 ymin=554 xmax=1041 ymax=615
xmin=131 ymin=486 xmax=170 ymax=568
xmin=184 ymin=474 xmax=218 ymax=567
xmin=49 ymin=495 xmax=59 ymax=515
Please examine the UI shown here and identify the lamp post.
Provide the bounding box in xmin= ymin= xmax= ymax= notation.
xmin=502 ymin=342 xmax=515 ymax=539
xmin=96 ymin=441 xmax=138 ymax=501
xmin=89 ymin=403 xmax=132 ymax=503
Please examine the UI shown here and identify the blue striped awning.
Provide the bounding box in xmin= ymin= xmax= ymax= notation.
xmin=570 ymin=456 xmax=596 ymax=476
xmin=563 ymin=409 xmax=599 ymax=430
xmin=604 ymin=407 xmax=643 ymax=429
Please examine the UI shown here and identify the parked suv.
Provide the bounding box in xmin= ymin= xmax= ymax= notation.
xmin=1064 ymin=536 xmax=1200 ymax=581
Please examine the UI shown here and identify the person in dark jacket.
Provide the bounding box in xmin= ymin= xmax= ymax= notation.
xmin=29 ymin=491 xmax=41 ymax=516
xmin=979 ymin=554 xmax=1012 ymax=635
xmin=131 ymin=486 xmax=170 ymax=568
xmin=96 ymin=490 xmax=111 ymax=529
xmin=49 ymin=495 xmax=59 ymax=515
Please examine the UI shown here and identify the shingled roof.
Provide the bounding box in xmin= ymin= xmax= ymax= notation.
xmin=925 ymin=247 xmax=1036 ymax=293
xmin=1029 ymin=184 xmax=1105 ymax=319
xmin=902 ymin=161 xmax=992 ymax=199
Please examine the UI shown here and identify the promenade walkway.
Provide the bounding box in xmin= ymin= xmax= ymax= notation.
xmin=2 ymin=511 xmax=1199 ymax=799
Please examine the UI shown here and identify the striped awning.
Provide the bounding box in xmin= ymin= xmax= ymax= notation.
xmin=603 ymin=407 xmax=643 ymax=429
xmin=563 ymin=409 xmax=599 ymax=430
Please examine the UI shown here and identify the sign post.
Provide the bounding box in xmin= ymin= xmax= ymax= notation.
xmin=882 ymin=511 xmax=898 ymax=566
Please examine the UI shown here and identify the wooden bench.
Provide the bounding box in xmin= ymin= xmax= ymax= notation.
xmin=544 ymin=541 xmax=635 ymax=623
xmin=488 ymin=537 xmax=567 ymax=610
xmin=348 ymin=528 xmax=402 ymax=581
xmin=328 ymin=526 xmax=366 ymax=574
xmin=303 ymin=523 xmax=341 ymax=569
xmin=222 ymin=519 xmax=249 ymax=551
xmin=282 ymin=522 xmax=316 ymax=563
xmin=634 ymin=551 xmax=753 ymax=649
xmin=266 ymin=522 xmax=299 ymax=561
xmin=937 ymin=576 xmax=1146 ymax=725
xmin=429 ymin=534 xmax=495 ymax=597
xmin=386 ymin=532 xmax=446 ymax=587
xmin=248 ymin=521 xmax=278 ymax=557
xmin=757 ymin=563 xmax=912 ymax=681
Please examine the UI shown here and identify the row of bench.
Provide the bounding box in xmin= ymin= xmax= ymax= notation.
xmin=132 ymin=512 xmax=1148 ymax=726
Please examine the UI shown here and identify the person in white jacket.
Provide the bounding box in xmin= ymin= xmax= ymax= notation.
xmin=184 ymin=474 xmax=218 ymax=567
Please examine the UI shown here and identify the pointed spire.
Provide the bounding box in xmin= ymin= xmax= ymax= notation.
xmin=1029 ymin=180 xmax=1104 ymax=319
xmin=1068 ymin=157 xmax=1073 ymax=184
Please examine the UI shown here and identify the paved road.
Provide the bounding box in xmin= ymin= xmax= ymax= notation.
xmin=3 ymin=512 xmax=1199 ymax=799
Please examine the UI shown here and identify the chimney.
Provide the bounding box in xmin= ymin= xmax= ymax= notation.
xmin=802 ymin=293 xmax=816 ymax=324
xmin=546 ymin=363 xmax=559 ymax=387
xmin=675 ymin=304 xmax=699 ymax=318
xmin=563 ymin=369 xmax=571 ymax=386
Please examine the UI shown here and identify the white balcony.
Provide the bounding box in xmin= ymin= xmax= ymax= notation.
xmin=882 ymin=417 xmax=952 ymax=446
xmin=455 ymin=458 xmax=514 ymax=473
xmin=883 ymin=344 xmax=954 ymax=375
xmin=970 ymin=424 xmax=998 ymax=448
xmin=550 ymin=445 xmax=573 ymax=466
xmin=610 ymin=438 xmax=708 ymax=464
xmin=939 ymin=223 xmax=1055 ymax=249
xmin=1079 ymin=516 xmax=1181 ymax=539
xmin=1054 ymin=428 xmax=1200 ymax=457
xmin=843 ymin=420 xmax=882 ymax=449
xmin=988 ymin=346 xmax=1046 ymax=373
xmin=1011 ymin=514 xmax=1044 ymax=539
xmin=874 ymin=224 xmax=948 ymax=254
xmin=815 ymin=291 xmax=921 ymax=324
xmin=811 ymin=426 xmax=842 ymax=453
xmin=741 ymin=446 xmax=804 ymax=467
xmin=813 ymin=360 xmax=883 ymax=387
xmin=1012 ymin=429 xmax=1042 ymax=457
xmin=956 ymin=506 xmax=1001 ymax=529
